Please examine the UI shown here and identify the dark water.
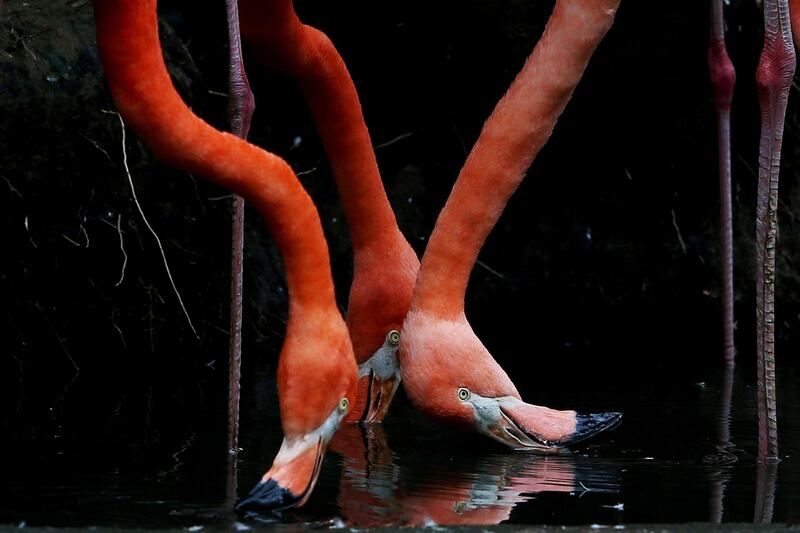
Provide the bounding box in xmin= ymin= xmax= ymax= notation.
xmin=3 ymin=360 xmax=800 ymax=529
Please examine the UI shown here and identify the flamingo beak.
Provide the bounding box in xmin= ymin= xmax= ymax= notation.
xmin=485 ymin=407 xmax=558 ymax=451
xmin=561 ymin=411 xmax=624 ymax=446
xmin=363 ymin=372 xmax=400 ymax=423
xmin=235 ymin=437 xmax=326 ymax=513
xmin=236 ymin=401 xmax=349 ymax=514
xmin=467 ymin=393 xmax=622 ymax=451
xmin=347 ymin=330 xmax=402 ymax=423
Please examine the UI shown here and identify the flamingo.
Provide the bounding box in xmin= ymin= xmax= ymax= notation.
xmin=236 ymin=0 xmax=420 ymax=423
xmin=91 ymin=0 xmax=357 ymax=511
xmin=398 ymin=0 xmax=623 ymax=450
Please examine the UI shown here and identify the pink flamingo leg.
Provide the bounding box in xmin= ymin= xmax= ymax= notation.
xmin=708 ymin=0 xmax=736 ymax=363
xmin=225 ymin=0 xmax=255 ymax=509
xmin=225 ymin=0 xmax=255 ymax=458
xmin=706 ymin=10 xmax=737 ymax=515
xmin=755 ymin=0 xmax=795 ymax=460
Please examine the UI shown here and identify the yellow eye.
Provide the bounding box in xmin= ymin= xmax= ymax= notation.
xmin=338 ymin=397 xmax=349 ymax=413
xmin=388 ymin=330 xmax=400 ymax=346
xmin=457 ymin=388 xmax=470 ymax=401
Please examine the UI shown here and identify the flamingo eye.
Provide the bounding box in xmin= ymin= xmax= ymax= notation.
xmin=338 ymin=397 xmax=349 ymax=413
xmin=388 ymin=330 xmax=400 ymax=346
xmin=457 ymin=388 xmax=471 ymax=401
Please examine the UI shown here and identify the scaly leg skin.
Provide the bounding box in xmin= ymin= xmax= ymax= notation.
xmin=226 ymin=0 xmax=255 ymax=459
xmin=708 ymin=0 xmax=736 ymax=363
xmin=755 ymin=0 xmax=795 ymax=461
xmin=707 ymin=13 xmax=737 ymax=516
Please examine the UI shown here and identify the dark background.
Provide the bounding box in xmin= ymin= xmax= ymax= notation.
xmin=1 ymin=0 xmax=798 ymax=467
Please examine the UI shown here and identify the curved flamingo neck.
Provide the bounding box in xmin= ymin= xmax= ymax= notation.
xmin=239 ymin=0 xmax=408 ymax=258
xmin=93 ymin=0 xmax=338 ymax=318
xmin=412 ymin=0 xmax=619 ymax=319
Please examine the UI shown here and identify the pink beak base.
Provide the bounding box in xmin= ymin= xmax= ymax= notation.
xmin=499 ymin=402 xmax=622 ymax=449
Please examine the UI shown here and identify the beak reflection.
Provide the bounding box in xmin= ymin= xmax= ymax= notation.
xmin=331 ymin=424 xmax=620 ymax=527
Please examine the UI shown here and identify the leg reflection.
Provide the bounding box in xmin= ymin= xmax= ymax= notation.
xmin=709 ymin=362 xmax=736 ymax=523
xmin=754 ymin=460 xmax=778 ymax=524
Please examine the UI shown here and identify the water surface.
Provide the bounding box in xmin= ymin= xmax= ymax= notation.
xmin=4 ymin=362 xmax=800 ymax=528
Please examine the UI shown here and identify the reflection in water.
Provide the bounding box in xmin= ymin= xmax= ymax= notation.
xmin=9 ymin=365 xmax=800 ymax=527
xmin=708 ymin=362 xmax=736 ymax=523
xmin=329 ymin=424 xmax=619 ymax=527
xmin=754 ymin=461 xmax=778 ymax=524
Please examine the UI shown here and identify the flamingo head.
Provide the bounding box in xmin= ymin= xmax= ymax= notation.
xmin=399 ymin=310 xmax=621 ymax=451
xmin=346 ymin=328 xmax=403 ymax=423
xmin=344 ymin=244 xmax=420 ymax=423
xmin=236 ymin=311 xmax=358 ymax=513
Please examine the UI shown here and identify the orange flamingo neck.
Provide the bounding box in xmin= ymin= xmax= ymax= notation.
xmin=412 ymin=0 xmax=619 ymax=319
xmin=93 ymin=0 xmax=338 ymax=319
xmin=239 ymin=0 xmax=408 ymax=258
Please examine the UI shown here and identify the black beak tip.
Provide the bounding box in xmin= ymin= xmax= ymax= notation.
xmin=568 ymin=411 xmax=622 ymax=446
xmin=235 ymin=479 xmax=301 ymax=515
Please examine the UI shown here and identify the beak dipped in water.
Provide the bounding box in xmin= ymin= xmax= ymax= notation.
xmin=236 ymin=437 xmax=325 ymax=512
xmin=461 ymin=389 xmax=622 ymax=451
xmin=236 ymin=398 xmax=350 ymax=514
